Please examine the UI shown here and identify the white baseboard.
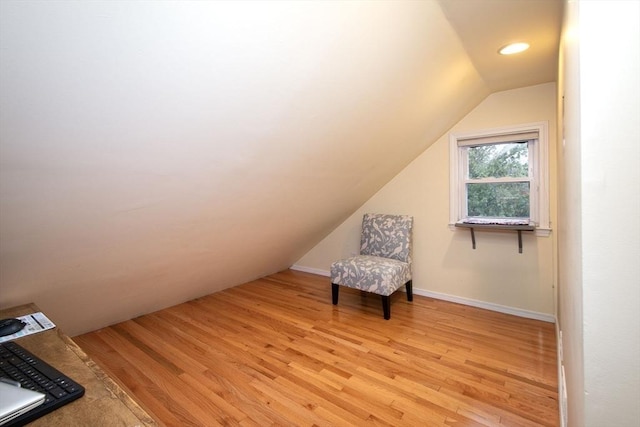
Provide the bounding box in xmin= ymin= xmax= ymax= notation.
xmin=290 ymin=265 xmax=330 ymax=277
xmin=412 ymin=288 xmax=556 ymax=323
xmin=290 ymin=264 xmax=555 ymax=323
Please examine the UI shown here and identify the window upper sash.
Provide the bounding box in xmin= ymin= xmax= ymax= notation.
xmin=456 ymin=131 xmax=539 ymax=147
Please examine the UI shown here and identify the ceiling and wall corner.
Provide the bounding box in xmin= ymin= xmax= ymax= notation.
xmin=0 ymin=0 xmax=561 ymax=336
xmin=437 ymin=0 xmax=562 ymax=92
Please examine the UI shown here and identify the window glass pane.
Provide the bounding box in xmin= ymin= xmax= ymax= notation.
xmin=467 ymin=182 xmax=530 ymax=218
xmin=468 ymin=142 xmax=528 ymax=179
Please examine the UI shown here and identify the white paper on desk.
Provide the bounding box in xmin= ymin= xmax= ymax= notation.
xmin=0 ymin=312 xmax=56 ymax=343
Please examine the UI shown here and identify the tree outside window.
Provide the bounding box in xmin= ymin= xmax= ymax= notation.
xmin=466 ymin=142 xmax=531 ymax=219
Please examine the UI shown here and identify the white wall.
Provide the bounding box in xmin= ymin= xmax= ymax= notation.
xmin=0 ymin=1 xmax=488 ymax=336
xmin=296 ymin=82 xmax=558 ymax=319
xmin=558 ymin=1 xmax=640 ymax=425
xmin=556 ymin=0 xmax=583 ymax=424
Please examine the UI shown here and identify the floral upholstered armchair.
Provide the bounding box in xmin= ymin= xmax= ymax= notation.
xmin=330 ymin=213 xmax=413 ymax=319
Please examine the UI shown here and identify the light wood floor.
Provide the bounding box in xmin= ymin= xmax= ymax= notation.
xmin=75 ymin=269 xmax=558 ymax=427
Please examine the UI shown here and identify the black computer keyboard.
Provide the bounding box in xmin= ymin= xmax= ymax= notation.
xmin=0 ymin=341 xmax=85 ymax=426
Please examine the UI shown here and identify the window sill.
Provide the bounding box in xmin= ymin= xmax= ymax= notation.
xmin=448 ymin=223 xmax=551 ymax=237
xmin=450 ymin=222 xmax=551 ymax=253
xmin=455 ymin=222 xmax=533 ymax=253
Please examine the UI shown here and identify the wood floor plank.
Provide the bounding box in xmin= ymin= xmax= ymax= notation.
xmin=75 ymin=269 xmax=558 ymax=426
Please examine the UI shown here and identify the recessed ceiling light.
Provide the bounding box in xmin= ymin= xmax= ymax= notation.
xmin=499 ymin=42 xmax=530 ymax=55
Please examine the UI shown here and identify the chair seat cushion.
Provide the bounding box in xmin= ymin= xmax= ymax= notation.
xmin=330 ymin=255 xmax=411 ymax=296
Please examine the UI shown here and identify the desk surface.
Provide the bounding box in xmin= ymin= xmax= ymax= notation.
xmin=0 ymin=304 xmax=156 ymax=427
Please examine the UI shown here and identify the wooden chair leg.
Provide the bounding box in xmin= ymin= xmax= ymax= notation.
xmin=405 ymin=280 xmax=413 ymax=301
xmin=332 ymin=283 xmax=339 ymax=305
xmin=381 ymin=295 xmax=390 ymax=320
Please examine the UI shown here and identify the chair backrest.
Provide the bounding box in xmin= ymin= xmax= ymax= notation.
xmin=359 ymin=213 xmax=413 ymax=264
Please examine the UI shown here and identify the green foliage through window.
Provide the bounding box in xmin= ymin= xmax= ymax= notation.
xmin=467 ymin=182 xmax=530 ymax=217
xmin=466 ymin=142 xmax=530 ymax=218
xmin=468 ymin=143 xmax=528 ymax=179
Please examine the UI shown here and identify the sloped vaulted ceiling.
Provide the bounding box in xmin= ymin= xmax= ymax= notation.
xmin=0 ymin=0 xmax=559 ymax=335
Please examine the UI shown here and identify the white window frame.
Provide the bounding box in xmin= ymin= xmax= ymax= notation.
xmin=449 ymin=122 xmax=550 ymax=236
